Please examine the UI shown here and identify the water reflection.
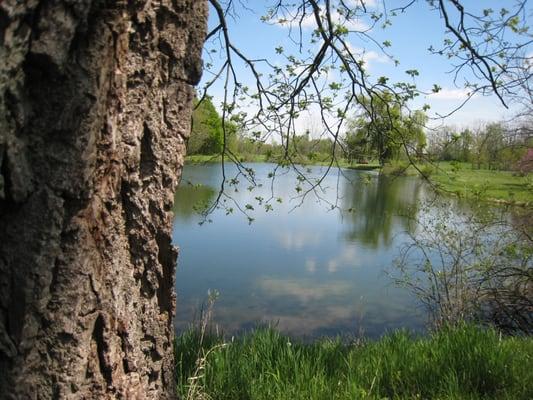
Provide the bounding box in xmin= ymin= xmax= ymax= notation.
xmin=276 ymin=230 xmax=322 ymax=250
xmin=173 ymin=182 xmax=216 ymax=222
xmin=172 ymin=163 xmax=427 ymax=339
xmin=257 ymin=277 xmax=353 ymax=303
xmin=341 ymin=173 xmax=422 ymax=248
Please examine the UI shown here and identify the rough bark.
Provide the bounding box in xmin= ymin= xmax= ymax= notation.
xmin=0 ymin=1 xmax=207 ymax=398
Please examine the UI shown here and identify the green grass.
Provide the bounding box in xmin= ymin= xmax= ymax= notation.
xmin=378 ymin=161 xmax=532 ymax=206
xmin=428 ymin=162 xmax=532 ymax=206
xmin=176 ymin=324 xmax=533 ymax=400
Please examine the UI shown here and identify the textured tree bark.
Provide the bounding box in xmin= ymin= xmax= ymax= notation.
xmin=0 ymin=1 xmax=207 ymax=398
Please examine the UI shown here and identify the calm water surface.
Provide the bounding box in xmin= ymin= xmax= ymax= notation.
xmin=172 ymin=162 xmax=437 ymax=339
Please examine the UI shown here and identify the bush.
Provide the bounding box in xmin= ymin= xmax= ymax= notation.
xmin=394 ymin=200 xmax=533 ymax=334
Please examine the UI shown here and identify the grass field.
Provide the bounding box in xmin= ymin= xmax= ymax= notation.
xmin=427 ymin=162 xmax=532 ymax=206
xmin=176 ymin=324 xmax=533 ymax=400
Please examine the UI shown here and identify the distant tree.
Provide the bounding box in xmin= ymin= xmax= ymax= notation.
xmin=469 ymin=128 xmax=485 ymax=168
xmin=404 ymin=110 xmax=428 ymax=157
xmin=344 ymin=127 xmax=371 ymax=163
xmin=427 ymin=126 xmax=474 ymax=163
xmin=459 ymin=129 xmax=473 ymax=163
xmin=428 ymin=120 xmax=531 ymax=170
xmin=345 ymin=93 xmax=427 ymax=165
xmin=350 ymin=94 xmax=403 ymax=164
xmin=427 ymin=126 xmax=454 ymax=161
xmin=188 ymin=97 xmax=225 ymax=154
xmin=484 ymin=123 xmax=506 ymax=170
xmin=290 ymin=131 xmax=336 ymax=162
xmin=517 ymin=148 xmax=533 ymax=174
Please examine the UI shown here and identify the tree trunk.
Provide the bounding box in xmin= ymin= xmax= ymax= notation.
xmin=0 ymin=1 xmax=207 ymax=398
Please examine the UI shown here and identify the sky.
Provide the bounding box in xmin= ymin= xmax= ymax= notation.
xmin=200 ymin=0 xmax=532 ymax=135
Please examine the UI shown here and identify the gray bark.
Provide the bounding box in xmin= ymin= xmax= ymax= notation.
xmin=0 ymin=1 xmax=207 ymax=398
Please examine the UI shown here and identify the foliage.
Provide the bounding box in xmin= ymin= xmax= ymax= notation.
xmin=428 ymin=127 xmax=473 ymax=163
xmin=517 ymin=148 xmax=533 ymax=174
xmin=188 ymin=97 xmax=237 ymax=155
xmin=427 ymin=122 xmax=531 ymax=172
xmin=176 ymin=324 xmax=533 ymax=400
xmin=395 ymin=201 xmax=533 ymax=334
xmin=344 ymin=93 xmax=427 ymax=165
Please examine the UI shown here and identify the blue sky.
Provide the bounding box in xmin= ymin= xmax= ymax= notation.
xmin=200 ymin=1 xmax=532 ymax=133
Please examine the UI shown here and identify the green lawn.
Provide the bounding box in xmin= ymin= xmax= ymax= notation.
xmin=176 ymin=324 xmax=533 ymax=400
xmin=428 ymin=162 xmax=532 ymax=206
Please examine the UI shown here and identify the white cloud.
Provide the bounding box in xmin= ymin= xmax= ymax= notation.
xmin=525 ymin=53 xmax=533 ymax=68
xmin=420 ymin=92 xmax=520 ymax=129
xmin=318 ymin=246 xmax=361 ymax=274
xmin=427 ymin=88 xmax=474 ymax=101
xmin=343 ymin=42 xmax=390 ymax=69
xmin=343 ymin=0 xmax=379 ymax=10
xmin=357 ymin=49 xmax=390 ymax=67
xmin=277 ymin=5 xmax=370 ymax=32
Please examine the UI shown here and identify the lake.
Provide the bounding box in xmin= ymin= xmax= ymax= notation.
xmin=172 ymin=162 xmax=442 ymax=339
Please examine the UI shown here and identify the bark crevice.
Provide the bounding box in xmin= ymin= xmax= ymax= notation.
xmin=92 ymin=314 xmax=113 ymax=388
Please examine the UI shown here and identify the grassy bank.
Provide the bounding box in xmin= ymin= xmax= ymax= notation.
xmin=426 ymin=162 xmax=532 ymax=206
xmin=367 ymin=161 xmax=531 ymax=206
xmin=176 ymin=325 xmax=533 ymax=400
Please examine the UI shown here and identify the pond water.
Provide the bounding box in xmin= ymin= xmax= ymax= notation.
xmin=172 ymin=162 xmax=440 ymax=339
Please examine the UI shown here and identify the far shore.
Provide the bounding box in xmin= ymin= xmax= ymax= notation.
xmin=185 ymin=155 xmax=532 ymax=207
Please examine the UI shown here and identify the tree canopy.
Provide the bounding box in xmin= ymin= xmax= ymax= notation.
xmin=189 ymin=97 xmax=226 ymax=155
xmin=344 ymin=93 xmax=427 ymax=165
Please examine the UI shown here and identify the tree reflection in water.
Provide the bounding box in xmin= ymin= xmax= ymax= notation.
xmin=341 ymin=173 xmax=423 ymax=248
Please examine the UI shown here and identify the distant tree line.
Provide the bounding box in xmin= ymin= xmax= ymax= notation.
xmin=426 ymin=122 xmax=533 ymax=173
xmin=188 ymin=96 xmax=532 ymax=173
xmin=187 ymin=96 xmax=339 ymax=164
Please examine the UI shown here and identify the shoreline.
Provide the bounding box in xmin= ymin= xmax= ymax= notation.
xmin=184 ymin=156 xmax=532 ymax=207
